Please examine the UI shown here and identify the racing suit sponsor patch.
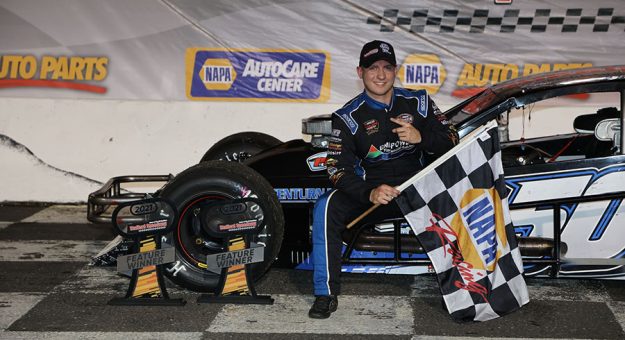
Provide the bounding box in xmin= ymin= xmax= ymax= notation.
xmin=306 ymin=152 xmax=327 ymax=171
xmin=397 ymin=113 xmax=413 ymax=124
xmin=364 ymin=119 xmax=379 ymax=135
xmin=431 ymin=101 xmax=442 ymax=116
xmin=329 ymin=171 xmax=345 ymax=185
xmin=328 ymin=142 xmax=342 ymax=152
xmin=417 ymin=93 xmax=428 ymax=118
xmin=365 ymin=141 xmax=416 ymax=161
xmin=336 ymin=111 xmax=359 ymax=135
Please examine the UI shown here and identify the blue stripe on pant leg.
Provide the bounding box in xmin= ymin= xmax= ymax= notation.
xmin=312 ymin=190 xmax=335 ymax=296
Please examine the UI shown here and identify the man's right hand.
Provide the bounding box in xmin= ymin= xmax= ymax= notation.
xmin=369 ymin=184 xmax=401 ymax=205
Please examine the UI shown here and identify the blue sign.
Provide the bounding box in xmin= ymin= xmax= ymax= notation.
xmin=186 ymin=48 xmax=330 ymax=102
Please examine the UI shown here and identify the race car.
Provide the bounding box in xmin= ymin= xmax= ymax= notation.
xmin=88 ymin=65 xmax=625 ymax=292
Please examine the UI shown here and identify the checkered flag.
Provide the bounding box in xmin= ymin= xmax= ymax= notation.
xmin=395 ymin=122 xmax=529 ymax=322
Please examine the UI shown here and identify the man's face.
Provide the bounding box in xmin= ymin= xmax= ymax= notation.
xmin=357 ymin=60 xmax=397 ymax=104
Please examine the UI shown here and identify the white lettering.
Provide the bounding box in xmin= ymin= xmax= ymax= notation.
xmin=166 ymin=261 xmax=187 ymax=277
xmin=257 ymin=78 xmax=303 ymax=92
xmin=242 ymin=59 xmax=319 ymax=78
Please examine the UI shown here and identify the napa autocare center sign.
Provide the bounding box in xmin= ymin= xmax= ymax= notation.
xmin=185 ymin=48 xmax=330 ymax=102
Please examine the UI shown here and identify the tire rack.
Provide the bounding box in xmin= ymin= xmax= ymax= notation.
xmin=87 ymin=175 xmax=173 ymax=224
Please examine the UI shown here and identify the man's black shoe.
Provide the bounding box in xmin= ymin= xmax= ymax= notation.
xmin=308 ymin=295 xmax=338 ymax=319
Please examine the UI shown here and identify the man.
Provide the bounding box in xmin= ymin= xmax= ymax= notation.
xmin=308 ymin=40 xmax=458 ymax=319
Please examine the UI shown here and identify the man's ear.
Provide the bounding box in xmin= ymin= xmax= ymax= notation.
xmin=357 ymin=66 xmax=365 ymax=79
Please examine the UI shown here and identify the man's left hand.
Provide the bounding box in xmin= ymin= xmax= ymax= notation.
xmin=390 ymin=117 xmax=422 ymax=144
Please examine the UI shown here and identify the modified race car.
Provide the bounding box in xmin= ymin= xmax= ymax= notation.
xmin=88 ymin=65 xmax=625 ymax=292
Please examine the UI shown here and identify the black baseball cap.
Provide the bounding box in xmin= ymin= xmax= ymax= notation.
xmin=359 ymin=40 xmax=397 ymax=68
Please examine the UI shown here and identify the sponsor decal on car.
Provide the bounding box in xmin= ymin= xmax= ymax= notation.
xmin=0 ymin=54 xmax=108 ymax=93
xmin=274 ymin=187 xmax=332 ymax=202
xmin=506 ymin=164 xmax=625 ymax=262
xmin=306 ymin=151 xmax=327 ymax=171
xmin=186 ymin=48 xmax=330 ymax=101
xmin=398 ymin=54 xmax=445 ymax=95
xmin=453 ymin=63 xmax=593 ymax=98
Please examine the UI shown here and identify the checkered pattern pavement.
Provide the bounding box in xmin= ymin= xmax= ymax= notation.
xmin=367 ymin=7 xmax=625 ymax=33
xmin=1 ymin=204 xmax=625 ymax=339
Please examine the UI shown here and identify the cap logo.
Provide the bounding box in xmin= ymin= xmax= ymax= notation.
xmin=363 ymin=48 xmax=378 ymax=58
xmin=380 ymin=43 xmax=392 ymax=55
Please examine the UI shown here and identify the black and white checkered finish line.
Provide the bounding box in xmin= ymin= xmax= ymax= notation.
xmin=367 ymin=7 xmax=625 ymax=33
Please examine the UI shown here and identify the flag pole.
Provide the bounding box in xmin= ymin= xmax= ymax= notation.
xmin=346 ymin=121 xmax=497 ymax=229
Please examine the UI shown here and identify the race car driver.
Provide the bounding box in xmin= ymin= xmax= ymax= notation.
xmin=308 ymin=40 xmax=458 ymax=319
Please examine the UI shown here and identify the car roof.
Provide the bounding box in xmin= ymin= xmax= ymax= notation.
xmin=492 ymin=65 xmax=625 ymax=94
xmin=460 ymin=65 xmax=625 ymax=115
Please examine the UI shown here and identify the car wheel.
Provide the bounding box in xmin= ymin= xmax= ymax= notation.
xmin=200 ymin=132 xmax=281 ymax=163
xmin=159 ymin=160 xmax=284 ymax=292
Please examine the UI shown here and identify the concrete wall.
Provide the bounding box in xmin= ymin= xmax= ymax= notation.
xmin=0 ymin=97 xmax=336 ymax=202
xmin=0 ymin=96 xmax=603 ymax=203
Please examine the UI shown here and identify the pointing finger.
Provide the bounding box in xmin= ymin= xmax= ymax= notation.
xmin=390 ymin=117 xmax=411 ymax=127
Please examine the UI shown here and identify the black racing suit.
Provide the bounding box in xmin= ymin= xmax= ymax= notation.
xmin=312 ymin=87 xmax=457 ymax=296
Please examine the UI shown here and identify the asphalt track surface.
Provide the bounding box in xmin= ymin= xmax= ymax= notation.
xmin=1 ymin=204 xmax=624 ymax=339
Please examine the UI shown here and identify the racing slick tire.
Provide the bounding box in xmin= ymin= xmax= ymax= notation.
xmin=159 ymin=160 xmax=284 ymax=292
xmin=200 ymin=131 xmax=281 ymax=163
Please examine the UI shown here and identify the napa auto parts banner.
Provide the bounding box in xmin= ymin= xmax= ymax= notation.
xmin=0 ymin=0 xmax=624 ymax=104
xmin=186 ymin=49 xmax=330 ymax=101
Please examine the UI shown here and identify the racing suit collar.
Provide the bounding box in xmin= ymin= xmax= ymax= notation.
xmin=362 ymin=89 xmax=395 ymax=111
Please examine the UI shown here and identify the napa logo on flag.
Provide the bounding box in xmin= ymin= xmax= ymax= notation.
xmin=186 ymin=48 xmax=330 ymax=102
xmin=452 ymin=188 xmax=507 ymax=272
xmin=396 ymin=123 xmax=528 ymax=321
xmin=425 ymin=188 xmax=507 ymax=302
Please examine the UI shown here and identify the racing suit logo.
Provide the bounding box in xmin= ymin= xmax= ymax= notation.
xmin=306 ymin=152 xmax=327 ymax=171
xmin=364 ymin=119 xmax=379 ymax=135
xmin=365 ymin=141 xmax=416 ymax=160
xmin=366 ymin=145 xmax=383 ymax=159
xmin=397 ymin=113 xmax=413 ymax=124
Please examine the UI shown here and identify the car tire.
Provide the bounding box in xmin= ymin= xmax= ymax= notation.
xmin=200 ymin=132 xmax=282 ymax=163
xmin=159 ymin=160 xmax=284 ymax=292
